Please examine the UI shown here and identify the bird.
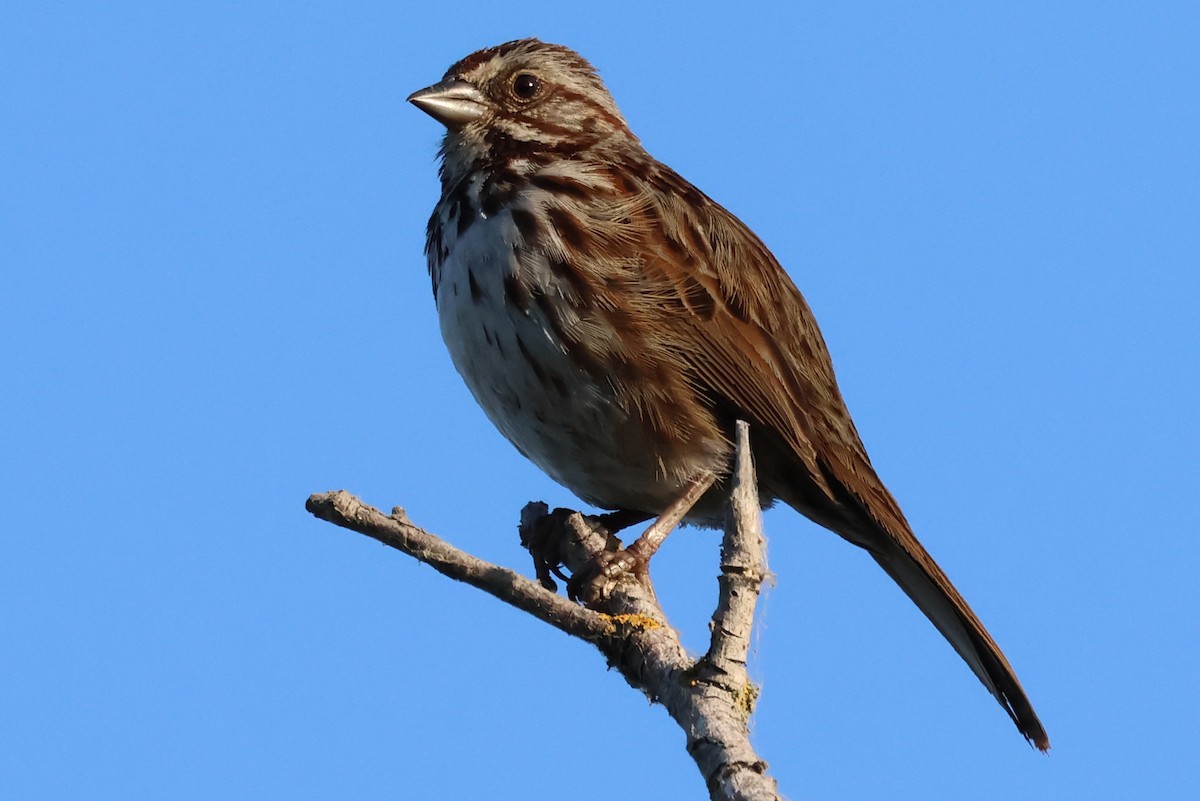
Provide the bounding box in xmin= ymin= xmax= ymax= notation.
xmin=407 ymin=37 xmax=1049 ymax=750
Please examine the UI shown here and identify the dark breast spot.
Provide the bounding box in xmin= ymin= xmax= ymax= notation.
xmin=532 ymin=292 xmax=605 ymax=378
xmin=509 ymin=207 xmax=540 ymax=242
xmin=503 ymin=272 xmax=532 ymax=313
xmin=481 ymin=177 xmax=519 ymax=218
xmin=467 ymin=268 xmax=483 ymax=304
xmin=456 ymin=199 xmax=477 ymax=237
xmin=516 ymin=334 xmax=567 ymax=396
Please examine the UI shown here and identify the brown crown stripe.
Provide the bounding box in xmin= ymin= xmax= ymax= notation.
xmin=450 ymin=39 xmax=531 ymax=74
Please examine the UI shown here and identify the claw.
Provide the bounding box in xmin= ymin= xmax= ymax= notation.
xmin=566 ymin=546 xmax=649 ymax=604
xmin=521 ymin=472 xmax=715 ymax=605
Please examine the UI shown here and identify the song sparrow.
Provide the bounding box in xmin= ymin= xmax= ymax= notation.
xmin=408 ymin=38 xmax=1048 ymax=750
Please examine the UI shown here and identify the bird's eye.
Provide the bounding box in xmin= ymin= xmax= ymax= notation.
xmin=512 ymin=73 xmax=541 ymax=100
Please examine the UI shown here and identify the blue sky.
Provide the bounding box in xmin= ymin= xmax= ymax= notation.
xmin=3 ymin=2 xmax=1197 ymax=799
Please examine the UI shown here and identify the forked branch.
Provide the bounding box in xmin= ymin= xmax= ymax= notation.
xmin=305 ymin=422 xmax=781 ymax=801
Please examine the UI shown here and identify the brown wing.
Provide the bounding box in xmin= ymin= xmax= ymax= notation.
xmin=641 ymin=164 xmax=1050 ymax=750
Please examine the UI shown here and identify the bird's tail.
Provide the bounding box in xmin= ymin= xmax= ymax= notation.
xmin=767 ymin=444 xmax=1050 ymax=750
xmin=861 ymin=524 xmax=1050 ymax=751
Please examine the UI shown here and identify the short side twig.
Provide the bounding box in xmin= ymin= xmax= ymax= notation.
xmin=699 ymin=420 xmax=769 ymax=695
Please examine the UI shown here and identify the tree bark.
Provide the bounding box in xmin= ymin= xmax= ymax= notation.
xmin=306 ymin=421 xmax=782 ymax=801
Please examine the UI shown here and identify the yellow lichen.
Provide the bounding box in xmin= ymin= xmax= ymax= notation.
xmin=606 ymin=613 xmax=663 ymax=631
xmin=736 ymin=681 xmax=760 ymax=718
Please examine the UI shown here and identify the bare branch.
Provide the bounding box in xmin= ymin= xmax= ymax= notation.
xmin=305 ymin=491 xmax=611 ymax=642
xmin=306 ymin=423 xmax=782 ymax=800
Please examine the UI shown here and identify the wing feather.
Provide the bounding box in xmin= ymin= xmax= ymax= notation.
xmin=635 ymin=164 xmax=1050 ymax=750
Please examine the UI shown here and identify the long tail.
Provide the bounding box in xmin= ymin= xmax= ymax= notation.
xmin=863 ymin=524 xmax=1049 ymax=750
xmin=770 ymin=448 xmax=1050 ymax=750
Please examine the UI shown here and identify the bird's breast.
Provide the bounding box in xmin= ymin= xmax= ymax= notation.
xmin=433 ymin=206 xmax=716 ymax=514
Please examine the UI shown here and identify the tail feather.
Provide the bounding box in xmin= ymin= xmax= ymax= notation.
xmin=868 ymin=539 xmax=1050 ymax=750
xmin=768 ymin=446 xmax=1049 ymax=750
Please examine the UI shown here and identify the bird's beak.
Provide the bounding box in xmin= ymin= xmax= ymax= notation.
xmin=407 ymin=78 xmax=488 ymax=126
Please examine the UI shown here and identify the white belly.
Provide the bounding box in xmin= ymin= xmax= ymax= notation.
xmin=435 ymin=213 xmax=683 ymax=513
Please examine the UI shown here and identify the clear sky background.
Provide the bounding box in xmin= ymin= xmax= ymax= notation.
xmin=3 ymin=2 xmax=1197 ymax=799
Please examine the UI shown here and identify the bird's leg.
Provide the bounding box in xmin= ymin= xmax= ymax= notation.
xmin=624 ymin=472 xmax=718 ymax=564
xmin=521 ymin=509 xmax=648 ymax=594
xmin=568 ymin=471 xmax=718 ymax=604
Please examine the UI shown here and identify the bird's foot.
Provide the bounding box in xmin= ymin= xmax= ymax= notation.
xmin=565 ymin=541 xmax=653 ymax=606
xmin=520 ymin=507 xmax=652 ymax=604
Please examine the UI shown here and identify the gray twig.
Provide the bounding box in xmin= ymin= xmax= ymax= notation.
xmin=305 ymin=422 xmax=781 ymax=801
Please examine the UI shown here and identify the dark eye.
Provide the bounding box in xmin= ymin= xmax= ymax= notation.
xmin=512 ymin=73 xmax=541 ymax=99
